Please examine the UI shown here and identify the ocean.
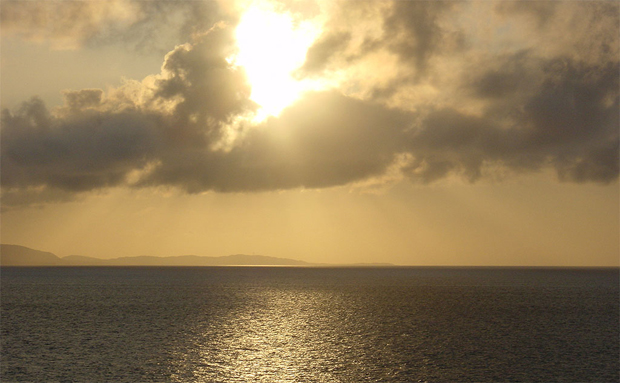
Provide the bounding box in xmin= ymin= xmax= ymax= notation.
xmin=1 ymin=267 xmax=618 ymax=382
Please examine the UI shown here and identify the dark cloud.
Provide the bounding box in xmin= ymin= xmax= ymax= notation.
xmin=1 ymin=89 xmax=413 ymax=202
xmin=523 ymin=59 xmax=619 ymax=183
xmin=405 ymin=58 xmax=619 ymax=184
xmin=152 ymin=24 xmax=256 ymax=144
xmin=404 ymin=108 xmax=519 ymax=183
xmin=137 ymin=91 xmax=413 ymax=192
xmin=5 ymin=53 xmax=616 ymax=207
xmin=1 ymin=23 xmax=253 ymax=203
xmin=1 ymin=97 xmax=163 ymax=192
xmin=554 ymin=142 xmax=619 ymax=184
xmin=524 ymin=60 xmax=618 ymax=144
xmin=295 ymin=1 xmax=460 ymax=79
xmin=1 ymin=1 xmax=618 ymax=209
xmin=295 ymin=32 xmax=351 ymax=77
xmin=496 ymin=1 xmax=619 ymax=67
xmin=62 ymin=89 xmax=104 ymax=112
xmin=382 ymin=1 xmax=459 ymax=74
xmin=467 ymin=51 xmax=537 ymax=100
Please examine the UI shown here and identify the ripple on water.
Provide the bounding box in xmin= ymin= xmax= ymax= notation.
xmin=1 ymin=267 xmax=618 ymax=382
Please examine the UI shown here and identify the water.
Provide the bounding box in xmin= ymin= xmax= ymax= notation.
xmin=1 ymin=267 xmax=618 ymax=382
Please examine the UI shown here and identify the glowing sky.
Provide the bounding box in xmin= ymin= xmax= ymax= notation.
xmin=1 ymin=0 xmax=618 ymax=266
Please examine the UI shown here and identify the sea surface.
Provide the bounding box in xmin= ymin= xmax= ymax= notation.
xmin=1 ymin=267 xmax=618 ymax=382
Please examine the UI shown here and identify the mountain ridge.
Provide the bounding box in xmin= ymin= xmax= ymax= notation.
xmin=0 ymin=244 xmax=311 ymax=266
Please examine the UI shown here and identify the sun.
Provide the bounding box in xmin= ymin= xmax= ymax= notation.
xmin=232 ymin=4 xmax=322 ymax=121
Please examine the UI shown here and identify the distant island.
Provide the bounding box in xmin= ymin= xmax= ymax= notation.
xmin=0 ymin=244 xmax=313 ymax=267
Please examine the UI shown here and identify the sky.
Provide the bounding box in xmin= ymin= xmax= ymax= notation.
xmin=1 ymin=0 xmax=618 ymax=266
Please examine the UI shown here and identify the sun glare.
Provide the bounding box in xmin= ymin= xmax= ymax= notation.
xmin=233 ymin=4 xmax=322 ymax=121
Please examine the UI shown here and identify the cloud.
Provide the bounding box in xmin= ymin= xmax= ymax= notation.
xmin=62 ymin=89 xmax=105 ymax=112
xmin=381 ymin=1 xmax=460 ymax=74
xmin=1 ymin=0 xmax=139 ymax=49
xmin=521 ymin=59 xmax=619 ymax=183
xmin=1 ymin=23 xmax=253 ymax=200
xmin=1 ymin=1 xmax=618 ymax=209
xmin=1 ymin=97 xmax=163 ymax=192
xmin=150 ymin=24 xmax=256 ymax=144
xmin=294 ymin=1 xmax=463 ymax=84
xmin=0 ymin=0 xmax=226 ymax=51
xmin=493 ymin=1 xmax=619 ymax=65
xmin=495 ymin=1 xmax=559 ymax=29
xmin=290 ymin=0 xmax=619 ymax=184
xmin=136 ymin=91 xmax=413 ymax=193
xmin=402 ymin=55 xmax=619 ymax=184
xmin=295 ymin=31 xmax=351 ymax=77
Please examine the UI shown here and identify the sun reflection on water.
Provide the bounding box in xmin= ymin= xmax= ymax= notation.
xmin=4 ymin=268 xmax=616 ymax=382
xmin=175 ymin=287 xmax=344 ymax=382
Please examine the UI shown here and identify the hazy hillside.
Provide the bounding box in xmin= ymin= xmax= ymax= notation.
xmin=0 ymin=245 xmax=310 ymax=266
xmin=0 ymin=244 xmax=64 ymax=266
